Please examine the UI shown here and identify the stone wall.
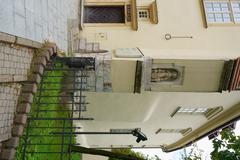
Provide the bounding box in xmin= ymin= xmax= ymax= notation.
xmin=0 ymin=0 xmax=80 ymax=51
xmin=0 ymin=42 xmax=33 ymax=82
xmin=0 ymin=84 xmax=21 ymax=142
xmin=0 ymin=31 xmax=58 ymax=160
xmin=0 ymin=32 xmax=42 ymax=148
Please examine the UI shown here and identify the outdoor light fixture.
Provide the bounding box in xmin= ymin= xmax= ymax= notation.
xmin=51 ymin=128 xmax=148 ymax=143
xmin=165 ymin=33 xmax=193 ymax=40
xmin=132 ymin=128 xmax=148 ymax=143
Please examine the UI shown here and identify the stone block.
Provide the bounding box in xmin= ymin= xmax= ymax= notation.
xmin=16 ymin=37 xmax=33 ymax=48
xmin=44 ymin=53 xmax=50 ymax=61
xmin=12 ymin=125 xmax=24 ymax=136
xmin=14 ymin=0 xmax=25 ymax=16
xmin=14 ymin=114 xmax=27 ymax=125
xmin=16 ymin=103 xmax=31 ymax=113
xmin=45 ymin=42 xmax=58 ymax=53
xmin=14 ymin=14 xmax=26 ymax=38
xmin=32 ymin=41 xmax=43 ymax=49
xmin=20 ymin=93 xmax=33 ymax=103
xmin=0 ymin=148 xmax=16 ymax=160
xmin=0 ymin=0 xmax=14 ymax=34
xmin=0 ymin=75 xmax=14 ymax=83
xmin=35 ymin=24 xmax=43 ymax=42
xmin=22 ymin=83 xmax=37 ymax=94
xmin=25 ymin=9 xmax=35 ymax=40
xmin=32 ymin=64 xmax=44 ymax=75
xmin=0 ymin=32 xmax=16 ymax=43
xmin=34 ymin=56 xmax=47 ymax=66
xmin=47 ymin=47 xmax=54 ymax=56
xmin=13 ymin=75 xmax=27 ymax=82
xmin=4 ymin=137 xmax=19 ymax=148
xmin=28 ymin=73 xmax=41 ymax=84
xmin=25 ymin=0 xmax=34 ymax=12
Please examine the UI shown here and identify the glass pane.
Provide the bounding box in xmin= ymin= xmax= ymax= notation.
xmin=234 ymin=13 xmax=240 ymax=18
xmin=207 ymin=18 xmax=215 ymax=22
xmin=213 ymin=3 xmax=221 ymax=11
xmin=207 ymin=13 xmax=214 ymax=18
xmin=232 ymin=2 xmax=240 ymax=11
xmin=216 ymin=18 xmax=223 ymax=22
xmin=235 ymin=18 xmax=240 ymax=22
xmin=205 ymin=2 xmax=213 ymax=11
xmin=215 ymin=13 xmax=222 ymax=18
xmin=234 ymin=13 xmax=240 ymax=22
xmin=221 ymin=3 xmax=229 ymax=11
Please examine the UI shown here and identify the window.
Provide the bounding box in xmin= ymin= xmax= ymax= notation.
xmin=232 ymin=2 xmax=240 ymax=22
xmin=171 ymin=106 xmax=223 ymax=119
xmin=177 ymin=107 xmax=208 ymax=114
xmin=203 ymin=0 xmax=240 ymax=24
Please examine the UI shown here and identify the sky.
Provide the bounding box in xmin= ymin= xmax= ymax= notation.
xmin=133 ymin=121 xmax=240 ymax=160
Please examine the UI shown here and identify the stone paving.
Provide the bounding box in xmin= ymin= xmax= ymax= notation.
xmin=0 ymin=0 xmax=80 ymax=51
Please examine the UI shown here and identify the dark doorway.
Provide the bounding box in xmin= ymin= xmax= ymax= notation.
xmin=84 ymin=6 xmax=125 ymax=23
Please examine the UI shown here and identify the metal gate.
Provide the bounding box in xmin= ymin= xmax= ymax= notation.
xmin=18 ymin=56 xmax=95 ymax=160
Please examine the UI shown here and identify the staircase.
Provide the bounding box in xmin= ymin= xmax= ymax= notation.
xmin=72 ymin=38 xmax=107 ymax=54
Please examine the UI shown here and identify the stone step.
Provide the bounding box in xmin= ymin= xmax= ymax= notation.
xmin=85 ymin=42 xmax=94 ymax=52
xmin=73 ymin=38 xmax=101 ymax=53
xmin=73 ymin=38 xmax=80 ymax=53
xmin=93 ymin=43 xmax=100 ymax=52
xmin=78 ymin=38 xmax=87 ymax=52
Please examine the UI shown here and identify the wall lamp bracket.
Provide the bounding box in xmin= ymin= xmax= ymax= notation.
xmin=165 ymin=33 xmax=193 ymax=40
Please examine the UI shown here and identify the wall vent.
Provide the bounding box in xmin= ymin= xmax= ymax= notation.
xmin=138 ymin=9 xmax=150 ymax=20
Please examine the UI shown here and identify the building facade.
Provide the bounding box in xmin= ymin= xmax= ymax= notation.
xmin=73 ymin=0 xmax=240 ymax=158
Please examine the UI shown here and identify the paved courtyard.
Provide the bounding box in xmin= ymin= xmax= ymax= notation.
xmin=0 ymin=0 xmax=80 ymax=51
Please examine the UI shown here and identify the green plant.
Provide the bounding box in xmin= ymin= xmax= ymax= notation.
xmin=108 ymin=149 xmax=161 ymax=160
xmin=109 ymin=149 xmax=146 ymax=160
xmin=15 ymin=63 xmax=80 ymax=160
xmin=211 ymin=128 xmax=240 ymax=160
xmin=180 ymin=144 xmax=203 ymax=160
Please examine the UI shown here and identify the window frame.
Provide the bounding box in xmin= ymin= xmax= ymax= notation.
xmin=201 ymin=0 xmax=240 ymax=27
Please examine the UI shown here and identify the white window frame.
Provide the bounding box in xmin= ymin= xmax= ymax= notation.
xmin=177 ymin=107 xmax=208 ymax=115
xmin=203 ymin=0 xmax=240 ymax=25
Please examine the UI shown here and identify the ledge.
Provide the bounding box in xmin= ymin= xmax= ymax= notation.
xmin=164 ymin=102 xmax=240 ymax=152
xmin=0 ymin=32 xmax=43 ymax=49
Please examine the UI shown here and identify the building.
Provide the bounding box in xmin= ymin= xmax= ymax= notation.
xmin=72 ymin=0 xmax=240 ymax=159
xmin=0 ymin=0 xmax=239 ymax=159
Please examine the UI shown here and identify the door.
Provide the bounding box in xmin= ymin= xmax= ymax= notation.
xmin=84 ymin=6 xmax=125 ymax=23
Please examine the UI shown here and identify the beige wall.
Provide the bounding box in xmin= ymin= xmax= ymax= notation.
xmin=110 ymin=59 xmax=225 ymax=93
xmin=80 ymin=0 xmax=240 ymax=56
xmin=151 ymin=59 xmax=225 ymax=92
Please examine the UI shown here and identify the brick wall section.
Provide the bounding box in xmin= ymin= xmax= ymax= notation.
xmin=0 ymin=42 xmax=34 ymax=82
xmin=0 ymin=84 xmax=21 ymax=142
xmin=0 ymin=31 xmax=58 ymax=160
